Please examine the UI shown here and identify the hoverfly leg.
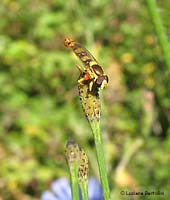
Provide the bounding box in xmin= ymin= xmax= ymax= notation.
xmin=78 ymin=77 xmax=85 ymax=85
xmin=89 ymin=81 xmax=94 ymax=92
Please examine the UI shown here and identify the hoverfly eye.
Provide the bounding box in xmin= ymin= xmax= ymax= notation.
xmin=105 ymin=75 xmax=109 ymax=83
xmin=95 ymin=76 xmax=104 ymax=86
xmin=92 ymin=64 xmax=104 ymax=76
xmin=95 ymin=75 xmax=108 ymax=88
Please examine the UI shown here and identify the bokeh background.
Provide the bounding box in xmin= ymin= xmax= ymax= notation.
xmin=0 ymin=0 xmax=170 ymax=199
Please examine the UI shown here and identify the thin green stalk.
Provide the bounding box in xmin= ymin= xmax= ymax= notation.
xmin=65 ymin=140 xmax=80 ymax=200
xmin=90 ymin=120 xmax=110 ymax=200
xmin=79 ymin=182 xmax=88 ymax=200
xmin=70 ymin=164 xmax=79 ymax=200
xmin=146 ymin=0 xmax=170 ymax=70
xmin=78 ymin=147 xmax=89 ymax=200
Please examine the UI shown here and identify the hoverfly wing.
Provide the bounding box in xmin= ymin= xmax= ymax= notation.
xmin=72 ymin=41 xmax=99 ymax=68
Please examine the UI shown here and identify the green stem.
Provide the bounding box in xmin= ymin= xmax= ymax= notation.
xmin=79 ymin=182 xmax=88 ymax=200
xmin=146 ymin=0 xmax=170 ymax=70
xmin=70 ymin=164 xmax=79 ymax=200
xmin=90 ymin=120 xmax=110 ymax=200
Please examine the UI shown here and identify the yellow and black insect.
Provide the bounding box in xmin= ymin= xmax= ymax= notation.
xmin=64 ymin=38 xmax=108 ymax=92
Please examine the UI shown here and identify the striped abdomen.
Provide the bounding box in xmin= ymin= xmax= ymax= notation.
xmin=64 ymin=38 xmax=97 ymax=67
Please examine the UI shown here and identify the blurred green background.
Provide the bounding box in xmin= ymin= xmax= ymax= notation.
xmin=0 ymin=0 xmax=170 ymax=199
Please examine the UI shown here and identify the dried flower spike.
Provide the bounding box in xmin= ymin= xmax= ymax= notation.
xmin=78 ymin=82 xmax=100 ymax=122
xmin=78 ymin=147 xmax=89 ymax=182
xmin=65 ymin=139 xmax=89 ymax=182
xmin=65 ymin=139 xmax=80 ymax=165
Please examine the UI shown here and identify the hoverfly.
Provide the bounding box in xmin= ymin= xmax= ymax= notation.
xmin=64 ymin=38 xmax=108 ymax=92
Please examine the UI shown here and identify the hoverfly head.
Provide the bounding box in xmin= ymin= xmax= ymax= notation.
xmin=95 ymin=75 xmax=108 ymax=89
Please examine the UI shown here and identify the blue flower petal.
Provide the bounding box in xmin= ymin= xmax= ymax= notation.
xmin=41 ymin=191 xmax=58 ymax=200
xmin=88 ymin=178 xmax=103 ymax=200
xmin=51 ymin=178 xmax=71 ymax=200
xmin=41 ymin=177 xmax=103 ymax=200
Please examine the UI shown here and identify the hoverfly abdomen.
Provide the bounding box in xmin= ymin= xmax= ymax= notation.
xmin=73 ymin=45 xmax=92 ymax=66
xmin=64 ymin=38 xmax=93 ymax=66
xmin=78 ymin=51 xmax=87 ymax=57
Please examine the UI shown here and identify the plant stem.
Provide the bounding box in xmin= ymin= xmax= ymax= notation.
xmin=146 ymin=0 xmax=170 ymax=70
xmin=90 ymin=120 xmax=110 ymax=200
xmin=70 ymin=164 xmax=79 ymax=200
xmin=116 ymin=138 xmax=143 ymax=173
xmin=79 ymin=182 xmax=88 ymax=200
